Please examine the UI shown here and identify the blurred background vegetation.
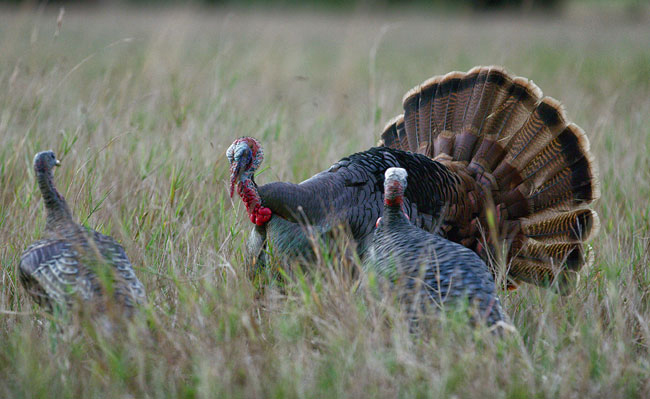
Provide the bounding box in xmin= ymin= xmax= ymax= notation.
xmin=1 ymin=0 xmax=647 ymax=12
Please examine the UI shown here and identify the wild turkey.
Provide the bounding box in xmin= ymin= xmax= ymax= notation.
xmin=228 ymin=66 xmax=600 ymax=290
xmin=365 ymin=167 xmax=505 ymax=326
xmin=19 ymin=151 xmax=146 ymax=320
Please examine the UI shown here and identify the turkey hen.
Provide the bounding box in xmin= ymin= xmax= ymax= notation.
xmin=365 ymin=168 xmax=505 ymax=326
xmin=228 ymin=66 xmax=600 ymax=290
xmin=19 ymin=151 xmax=146 ymax=320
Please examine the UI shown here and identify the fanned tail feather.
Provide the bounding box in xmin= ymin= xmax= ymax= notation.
xmin=380 ymin=66 xmax=600 ymax=290
xmin=520 ymin=209 xmax=599 ymax=244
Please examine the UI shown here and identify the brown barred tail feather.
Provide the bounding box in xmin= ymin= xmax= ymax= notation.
xmin=379 ymin=66 xmax=600 ymax=290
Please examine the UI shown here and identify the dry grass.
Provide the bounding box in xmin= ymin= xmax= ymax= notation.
xmin=0 ymin=6 xmax=649 ymax=398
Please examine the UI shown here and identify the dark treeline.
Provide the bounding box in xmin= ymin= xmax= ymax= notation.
xmin=2 ymin=0 xmax=564 ymax=11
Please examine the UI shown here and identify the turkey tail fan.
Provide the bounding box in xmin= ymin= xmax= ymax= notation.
xmin=381 ymin=66 xmax=543 ymax=162
xmin=520 ymin=209 xmax=600 ymax=244
xmin=380 ymin=115 xmax=408 ymax=152
xmin=380 ymin=66 xmax=600 ymax=290
xmin=507 ymin=240 xmax=595 ymax=292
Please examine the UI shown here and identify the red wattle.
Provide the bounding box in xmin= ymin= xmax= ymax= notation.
xmin=253 ymin=206 xmax=272 ymax=226
xmin=237 ymin=181 xmax=272 ymax=226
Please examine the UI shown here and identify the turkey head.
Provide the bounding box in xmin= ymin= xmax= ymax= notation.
xmin=227 ymin=137 xmax=272 ymax=226
xmin=34 ymin=150 xmax=61 ymax=173
xmin=376 ymin=167 xmax=409 ymax=228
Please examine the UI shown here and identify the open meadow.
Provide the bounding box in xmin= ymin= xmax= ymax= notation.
xmin=0 ymin=5 xmax=649 ymax=398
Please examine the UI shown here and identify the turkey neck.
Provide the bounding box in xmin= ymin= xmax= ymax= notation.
xmin=37 ymin=167 xmax=73 ymax=231
xmin=258 ymin=180 xmax=332 ymax=223
xmin=383 ymin=202 xmax=408 ymax=225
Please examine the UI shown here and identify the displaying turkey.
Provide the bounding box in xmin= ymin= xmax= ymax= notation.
xmin=365 ymin=167 xmax=505 ymax=326
xmin=228 ymin=66 xmax=600 ymax=290
xmin=19 ymin=151 xmax=146 ymax=320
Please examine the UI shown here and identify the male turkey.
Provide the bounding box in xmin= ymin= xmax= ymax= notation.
xmin=365 ymin=167 xmax=505 ymax=326
xmin=228 ymin=66 xmax=600 ymax=290
xmin=19 ymin=151 xmax=146 ymax=320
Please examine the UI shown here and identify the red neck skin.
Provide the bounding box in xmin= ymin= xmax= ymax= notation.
xmin=237 ymin=178 xmax=272 ymax=226
xmin=381 ymin=180 xmax=409 ymax=222
xmin=385 ymin=196 xmax=403 ymax=207
xmin=384 ymin=180 xmax=404 ymax=207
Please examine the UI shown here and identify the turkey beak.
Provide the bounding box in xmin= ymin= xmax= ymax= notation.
xmin=55 ymin=159 xmax=61 ymax=166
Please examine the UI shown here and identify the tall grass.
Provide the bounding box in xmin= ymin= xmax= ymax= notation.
xmin=0 ymin=7 xmax=648 ymax=398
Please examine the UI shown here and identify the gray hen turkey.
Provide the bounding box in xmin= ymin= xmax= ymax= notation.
xmin=365 ymin=167 xmax=504 ymax=326
xmin=228 ymin=66 xmax=600 ymax=290
xmin=19 ymin=151 xmax=145 ymax=318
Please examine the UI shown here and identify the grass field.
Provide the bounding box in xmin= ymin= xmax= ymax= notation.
xmin=1 ymin=5 xmax=649 ymax=398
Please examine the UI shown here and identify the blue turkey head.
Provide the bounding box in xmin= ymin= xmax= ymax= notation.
xmin=33 ymin=150 xmax=61 ymax=174
xmin=226 ymin=137 xmax=264 ymax=198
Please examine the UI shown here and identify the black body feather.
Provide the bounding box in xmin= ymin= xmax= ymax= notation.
xmin=248 ymin=147 xmax=458 ymax=265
